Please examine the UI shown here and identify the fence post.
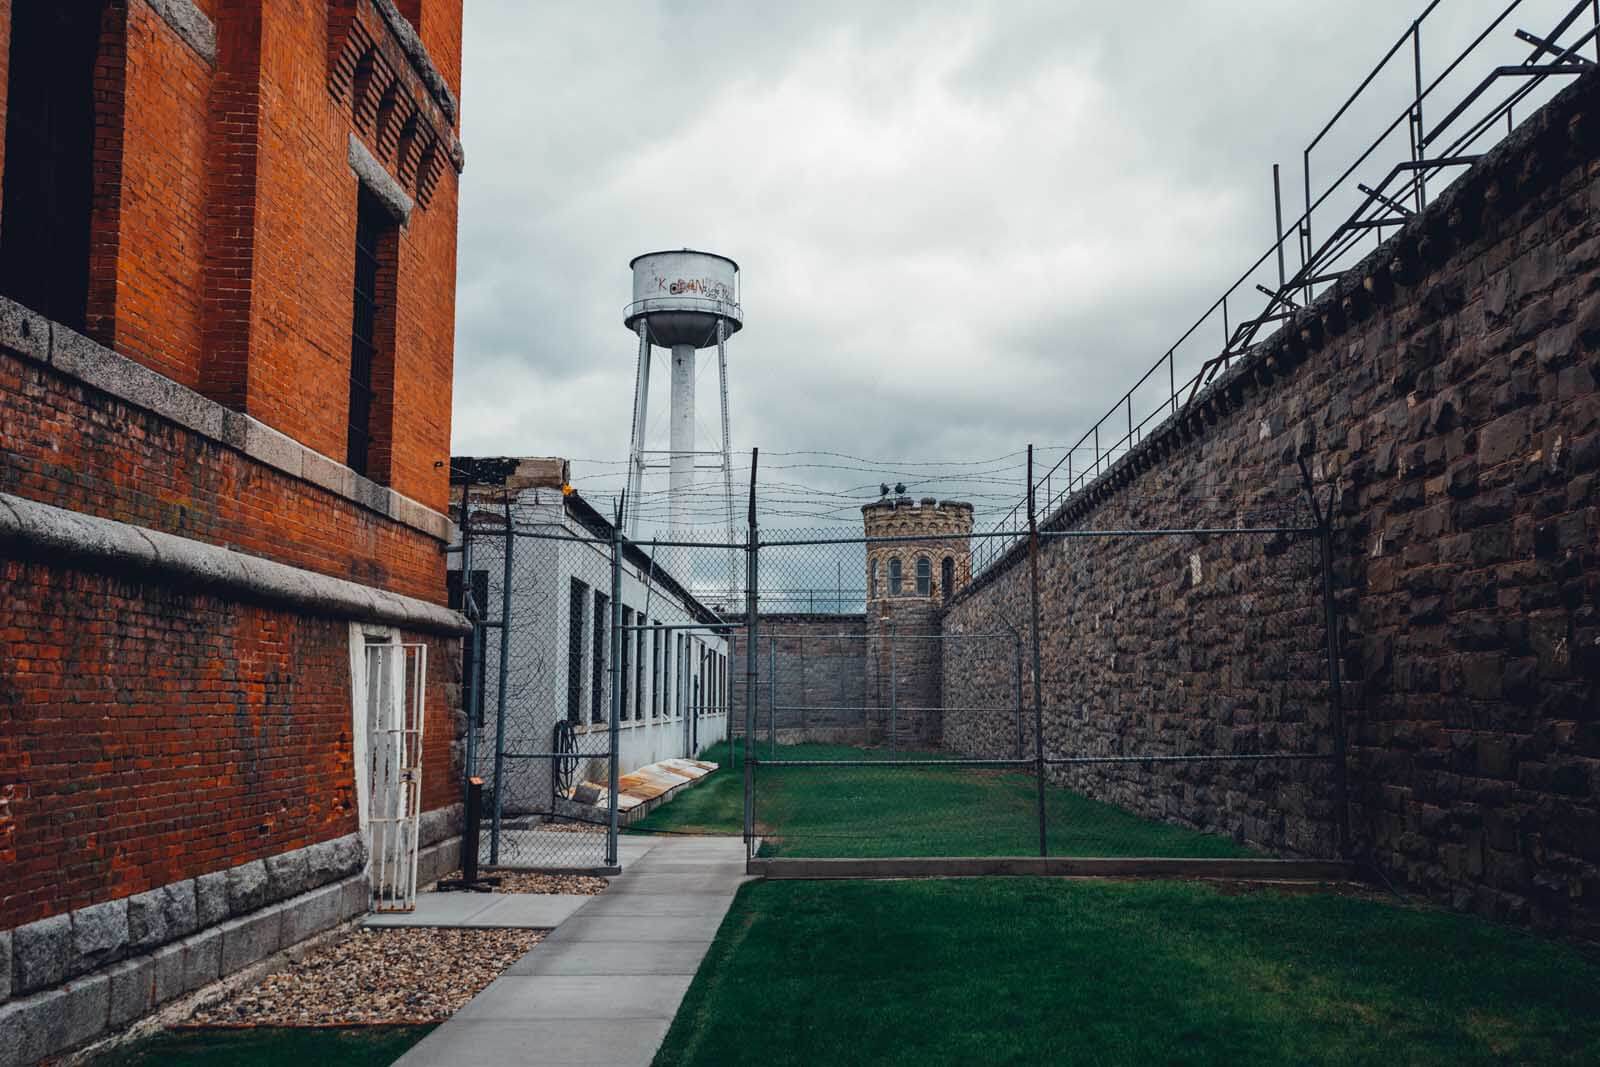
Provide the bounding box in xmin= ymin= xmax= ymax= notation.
xmin=606 ymin=499 xmax=624 ymax=869
xmin=888 ymin=621 xmax=898 ymax=761
xmin=797 ymin=631 xmax=808 ymax=740
xmin=769 ymin=635 xmax=777 ymax=757
xmin=1299 ymin=456 xmax=1350 ymax=860
xmin=743 ymin=449 xmax=759 ymax=862
xmin=490 ymin=494 xmax=514 ymax=865
xmin=459 ymin=484 xmax=481 ymax=811
xmin=1013 ymin=632 xmax=1024 ymax=760
xmin=1027 ymin=445 xmax=1047 ymax=858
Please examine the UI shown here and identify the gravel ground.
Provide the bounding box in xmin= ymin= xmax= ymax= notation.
xmin=437 ymin=870 xmax=609 ymax=895
xmin=190 ymin=927 xmax=545 ymax=1027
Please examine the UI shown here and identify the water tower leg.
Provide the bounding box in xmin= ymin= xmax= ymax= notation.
xmin=625 ymin=321 xmax=651 ymax=536
xmin=669 ymin=343 xmax=697 ymax=533
xmin=717 ymin=318 xmax=735 ymax=604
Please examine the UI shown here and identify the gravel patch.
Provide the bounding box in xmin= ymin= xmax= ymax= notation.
xmin=439 ymin=870 xmax=609 ymax=895
xmin=190 ymin=927 xmax=544 ymax=1027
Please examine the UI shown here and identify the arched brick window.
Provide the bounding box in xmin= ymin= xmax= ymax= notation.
xmin=888 ymin=557 xmax=902 ymax=596
xmin=915 ymin=556 xmax=931 ymax=596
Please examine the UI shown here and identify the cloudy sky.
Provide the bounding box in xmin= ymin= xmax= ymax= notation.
xmin=450 ymin=0 xmax=1573 ymax=529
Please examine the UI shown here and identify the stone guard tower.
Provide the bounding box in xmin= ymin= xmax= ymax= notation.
xmin=862 ymin=495 xmax=974 ymax=747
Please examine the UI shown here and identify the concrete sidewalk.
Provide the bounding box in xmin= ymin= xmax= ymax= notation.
xmin=395 ymin=836 xmax=749 ymax=1066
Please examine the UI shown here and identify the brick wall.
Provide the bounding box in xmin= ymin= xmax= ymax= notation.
xmin=0 ymin=558 xmax=461 ymax=931
xmin=0 ymin=347 xmax=445 ymax=603
xmin=0 ymin=0 xmax=470 ymax=956
xmin=945 ymin=72 xmax=1600 ymax=937
xmin=1 ymin=0 xmax=462 ymax=511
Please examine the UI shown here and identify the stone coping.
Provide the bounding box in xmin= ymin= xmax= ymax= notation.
xmin=0 ymin=295 xmax=454 ymax=544
xmin=145 ymin=0 xmax=216 ymax=63
xmin=0 ymin=492 xmax=470 ymax=635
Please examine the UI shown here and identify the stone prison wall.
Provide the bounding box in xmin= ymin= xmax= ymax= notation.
xmin=730 ymin=615 xmax=870 ymax=746
xmin=944 ymin=69 xmax=1600 ymax=939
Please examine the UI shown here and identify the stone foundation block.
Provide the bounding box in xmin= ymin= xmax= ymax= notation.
xmin=266 ymin=850 xmax=311 ymax=900
xmin=281 ymin=884 xmax=343 ymax=946
xmin=0 ymin=989 xmax=64 ymax=1067
xmin=0 ymin=930 xmax=11 ymax=1004
xmin=225 ymin=860 xmax=270 ymax=917
xmin=70 ymin=900 xmax=129 ymax=978
xmin=219 ymin=907 xmax=283 ymax=977
xmin=195 ymin=871 xmax=228 ymax=928
xmin=339 ymin=876 xmax=371 ymax=921
xmin=105 ymin=957 xmax=157 ymax=1029
xmin=179 ymin=929 xmax=222 ymax=995
xmin=146 ymin=939 xmax=187 ymax=1007
xmin=13 ymin=914 xmax=71 ymax=995
xmin=126 ymin=881 xmax=199 ymax=953
xmin=61 ymin=973 xmax=110 ymax=1049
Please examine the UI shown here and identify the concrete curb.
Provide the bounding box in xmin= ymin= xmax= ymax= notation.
xmin=747 ymin=856 xmax=1359 ymax=881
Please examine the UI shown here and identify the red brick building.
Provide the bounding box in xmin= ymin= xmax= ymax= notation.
xmin=0 ymin=2 xmax=469 ymax=1059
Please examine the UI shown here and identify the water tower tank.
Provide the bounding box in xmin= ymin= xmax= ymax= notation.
xmin=622 ymin=250 xmax=742 ymax=547
xmin=625 ymin=250 xmax=743 ymax=348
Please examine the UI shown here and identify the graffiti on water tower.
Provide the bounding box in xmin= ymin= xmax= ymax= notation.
xmin=653 ymin=274 xmax=735 ymax=302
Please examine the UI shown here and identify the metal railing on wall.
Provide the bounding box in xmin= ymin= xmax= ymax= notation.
xmin=972 ymin=0 xmax=1600 ymax=579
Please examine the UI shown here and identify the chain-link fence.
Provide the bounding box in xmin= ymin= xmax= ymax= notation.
xmin=447 ymin=449 xmax=1346 ymax=872
xmin=452 ymin=489 xmax=740 ymax=870
xmin=734 ymin=479 xmax=1346 ymax=864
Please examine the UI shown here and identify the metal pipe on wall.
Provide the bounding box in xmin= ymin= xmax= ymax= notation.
xmin=607 ymin=502 xmax=624 ymax=869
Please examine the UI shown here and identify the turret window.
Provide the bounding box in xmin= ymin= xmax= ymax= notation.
xmin=916 ymin=557 xmax=931 ymax=596
xmin=889 ymin=557 xmax=902 ymax=596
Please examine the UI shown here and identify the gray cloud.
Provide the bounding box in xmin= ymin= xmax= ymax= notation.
xmin=453 ymin=0 xmax=1577 ymax=531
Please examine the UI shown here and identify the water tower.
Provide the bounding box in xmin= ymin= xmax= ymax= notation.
xmin=623 ymin=250 xmax=743 ymax=538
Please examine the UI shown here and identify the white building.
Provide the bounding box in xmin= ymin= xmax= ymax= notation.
xmin=450 ymin=457 xmax=731 ymax=822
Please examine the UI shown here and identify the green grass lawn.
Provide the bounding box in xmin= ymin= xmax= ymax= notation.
xmin=632 ymin=741 xmax=1253 ymax=858
xmin=90 ymin=1025 xmax=434 ymax=1066
xmin=655 ymin=879 xmax=1600 ymax=1066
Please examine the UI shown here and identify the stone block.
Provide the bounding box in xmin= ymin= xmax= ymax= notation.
xmin=0 ymin=930 xmax=11 ymax=1003
xmin=265 ymin=849 xmax=311 ymax=901
xmin=125 ymin=888 xmax=167 ymax=954
xmin=339 ymin=876 xmax=371 ymax=921
xmin=61 ymin=973 xmax=109 ymax=1050
xmin=219 ymin=907 xmax=283 ymax=977
xmin=241 ymin=419 xmax=304 ymax=479
xmin=179 ymin=929 xmax=222 ymax=994
xmin=70 ymin=898 xmax=129 ymax=976
xmin=195 ymin=872 xmax=229 ymax=927
xmin=124 ymin=880 xmax=200 ymax=954
xmin=333 ymin=833 xmax=368 ymax=877
xmin=0 ymin=294 xmax=49 ymax=363
xmin=1479 ymin=411 xmax=1528 ymax=467
xmin=305 ymin=838 xmax=345 ymax=887
xmin=281 ymin=884 xmax=343 ymax=947
xmin=0 ymin=989 xmax=65 ymax=1067
xmin=13 ymin=914 xmax=71 ymax=995
xmin=105 ymin=956 xmax=157 ymax=1029
xmin=146 ymin=940 xmax=187 ymax=1007
xmin=225 ymin=859 xmax=270 ymax=916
